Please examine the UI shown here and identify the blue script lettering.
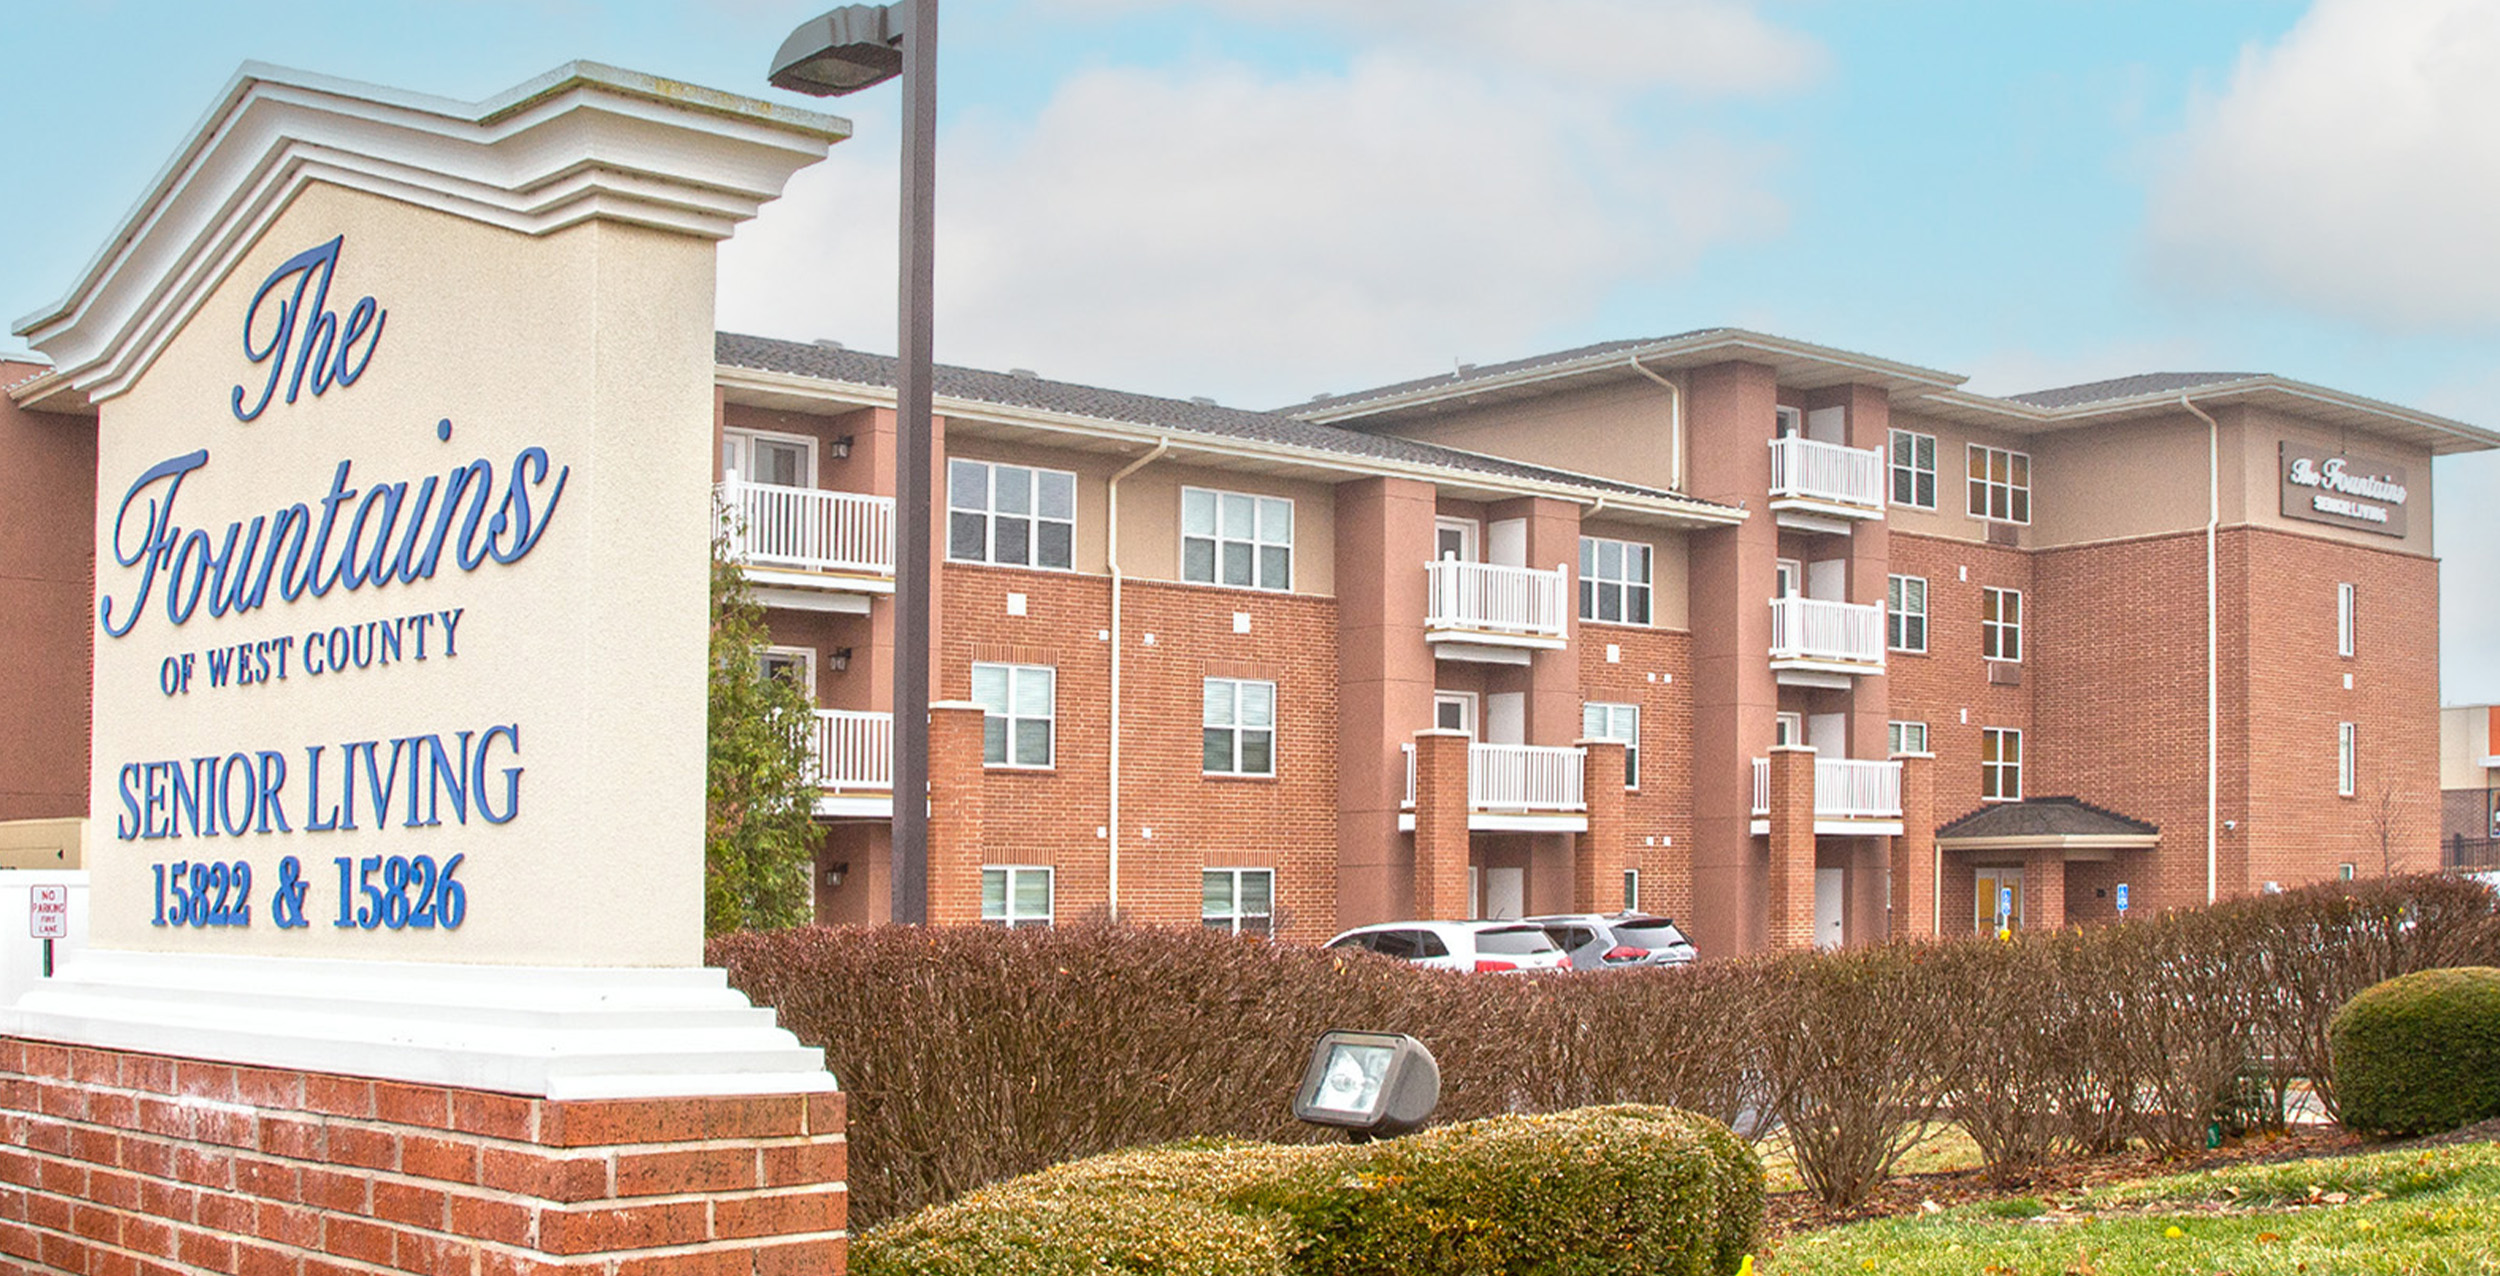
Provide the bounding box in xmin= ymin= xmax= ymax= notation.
xmin=97 ymin=448 xmax=568 ymax=638
xmin=230 ymin=237 xmax=386 ymax=422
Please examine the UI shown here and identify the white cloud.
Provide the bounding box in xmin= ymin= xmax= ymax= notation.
xmin=720 ymin=8 xmax=1805 ymax=406
xmin=1055 ymin=0 xmax=1826 ymax=96
xmin=2142 ymin=0 xmax=2500 ymax=329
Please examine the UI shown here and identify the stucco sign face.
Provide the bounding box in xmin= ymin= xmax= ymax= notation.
xmin=86 ymin=180 xmax=718 ymax=967
xmin=2279 ymin=442 xmax=2409 ymax=538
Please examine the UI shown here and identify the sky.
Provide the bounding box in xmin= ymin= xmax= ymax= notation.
xmin=2 ymin=0 xmax=2495 ymax=703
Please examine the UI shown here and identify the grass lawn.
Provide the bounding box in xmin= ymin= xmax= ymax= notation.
xmin=1762 ymin=1140 xmax=2500 ymax=1275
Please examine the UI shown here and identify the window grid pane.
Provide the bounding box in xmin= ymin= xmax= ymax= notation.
xmin=1204 ymin=678 xmax=1278 ymax=776
xmin=1890 ymin=429 xmax=1938 ymax=510
xmin=1579 ymin=536 xmax=1653 ymax=624
xmin=1201 ymin=868 xmax=1275 ymax=935
xmin=1889 ymin=575 xmax=1928 ymax=652
xmin=1181 ymin=487 xmax=1294 ymax=591
xmin=1967 ymin=445 xmax=2033 ymax=525
xmin=975 ymin=662 xmax=1056 ymax=768
xmin=949 ymin=461 xmax=1078 ymax=568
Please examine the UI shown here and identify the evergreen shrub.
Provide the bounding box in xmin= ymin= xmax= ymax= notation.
xmin=851 ymin=1106 xmax=1762 ymax=1276
xmin=2330 ymin=965 xmax=2500 ymax=1137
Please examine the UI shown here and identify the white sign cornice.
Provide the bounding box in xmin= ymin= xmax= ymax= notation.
xmin=15 ymin=61 xmax=848 ymax=405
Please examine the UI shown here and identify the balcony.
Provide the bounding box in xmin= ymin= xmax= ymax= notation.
xmin=1768 ymin=597 xmax=1885 ymax=684
xmin=1750 ymin=756 xmax=1903 ymax=835
xmin=811 ymin=709 xmax=892 ymax=818
xmin=1423 ymin=560 xmax=1569 ymax=663
xmin=717 ymin=480 xmax=896 ymax=612
xmin=1767 ymin=436 xmax=1885 ymax=528
xmin=1402 ymin=742 xmax=1587 ymax=833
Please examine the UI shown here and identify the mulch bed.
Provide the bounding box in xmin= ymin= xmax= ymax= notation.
xmin=1760 ymin=1120 xmax=2497 ymax=1238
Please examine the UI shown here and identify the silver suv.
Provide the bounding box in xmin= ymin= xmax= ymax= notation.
xmin=1524 ymin=913 xmax=1698 ymax=970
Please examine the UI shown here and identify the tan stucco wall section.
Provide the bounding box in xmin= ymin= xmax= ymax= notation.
xmin=2028 ymin=416 xmax=2213 ymax=547
xmin=936 ymin=440 xmax=1337 ymax=597
xmin=2443 ymin=706 xmax=2496 ymax=791
xmin=1363 ymin=377 xmax=1684 ymax=495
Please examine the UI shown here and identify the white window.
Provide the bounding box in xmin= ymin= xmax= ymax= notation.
xmin=1182 ymin=488 xmax=1292 ymax=590
xmin=1967 ymin=444 xmax=2032 ymax=524
xmin=982 ymin=866 xmax=1053 ymax=928
xmin=722 ymin=429 xmax=814 ymax=488
xmin=757 ymin=646 xmax=816 ymax=700
xmin=2338 ymin=722 xmax=2356 ymax=797
xmin=2338 ymin=582 xmax=2356 ymax=658
xmin=1622 ymin=869 xmax=1640 ymax=913
xmin=1982 ymin=728 xmax=2021 ymax=801
xmin=1889 ymin=720 xmax=1928 ymax=755
xmin=971 ymin=663 xmax=1055 ymax=768
xmin=1983 ymin=588 xmax=2022 ymax=663
xmin=1887 ymin=575 xmax=1928 ymax=652
xmin=1434 ymin=517 xmax=1478 ymax=563
xmin=949 ymin=459 xmax=1076 ymax=570
xmin=1582 ymin=702 xmax=1641 ymax=789
xmin=2339 ymin=863 xmax=2357 ymax=881
xmin=1775 ymin=712 xmax=1803 ymax=747
xmin=1775 ymin=405 xmax=1803 ymax=437
xmin=1201 ymin=868 xmax=1274 ymax=936
xmin=1203 ymin=678 xmax=1276 ymax=776
xmin=1580 ymin=537 xmax=1652 ymax=624
xmin=1890 ymin=429 xmax=1937 ymax=510
xmin=1434 ymin=692 xmax=1477 ymax=736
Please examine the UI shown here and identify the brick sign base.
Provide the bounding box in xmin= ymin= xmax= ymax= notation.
xmin=0 ymin=1039 xmax=845 ymax=1276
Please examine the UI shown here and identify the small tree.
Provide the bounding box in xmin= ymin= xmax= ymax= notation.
xmin=706 ymin=525 xmax=822 ymax=936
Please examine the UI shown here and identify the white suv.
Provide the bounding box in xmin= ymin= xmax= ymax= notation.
xmin=1524 ymin=913 xmax=1699 ymax=970
xmin=1325 ymin=920 xmax=1572 ymax=973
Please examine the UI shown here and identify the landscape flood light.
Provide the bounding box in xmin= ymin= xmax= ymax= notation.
xmin=1292 ymin=1029 xmax=1439 ymax=1140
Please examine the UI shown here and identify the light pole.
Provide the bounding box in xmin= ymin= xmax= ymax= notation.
xmin=771 ymin=1 xmax=939 ymax=925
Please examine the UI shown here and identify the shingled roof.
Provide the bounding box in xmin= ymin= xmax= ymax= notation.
xmin=1936 ymin=797 xmax=2159 ymax=842
xmin=716 ymin=332 xmax=1732 ymax=507
xmin=2003 ymin=372 xmax=2265 ymax=410
xmin=1291 ymin=330 xmax=1733 ymax=414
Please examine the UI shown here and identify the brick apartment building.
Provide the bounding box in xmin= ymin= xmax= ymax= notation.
xmin=2439 ymin=705 xmax=2499 ymax=869
xmin=9 ymin=329 xmax=2490 ymax=956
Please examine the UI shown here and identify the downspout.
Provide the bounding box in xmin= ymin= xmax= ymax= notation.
xmin=1628 ymin=356 xmax=1684 ymax=492
xmin=2181 ymin=393 xmax=2221 ymax=905
xmin=1105 ymin=437 xmax=1172 ymax=923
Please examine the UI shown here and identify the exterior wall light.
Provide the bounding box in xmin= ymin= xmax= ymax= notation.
xmin=1292 ymin=1030 xmax=1439 ymax=1140
xmin=824 ymin=861 xmax=851 ymax=888
xmin=830 ymin=647 xmax=853 ymax=672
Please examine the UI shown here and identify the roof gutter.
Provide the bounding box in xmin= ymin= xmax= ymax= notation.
xmin=715 ymin=365 xmax=1747 ymax=527
xmin=1626 ymin=355 xmax=1684 ymax=492
xmin=1103 ymin=436 xmax=1171 ymax=923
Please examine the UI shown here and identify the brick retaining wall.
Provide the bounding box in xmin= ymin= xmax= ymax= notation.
xmin=0 ymin=1040 xmax=845 ymax=1276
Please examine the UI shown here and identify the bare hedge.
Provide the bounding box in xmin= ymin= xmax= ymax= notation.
xmin=708 ymin=874 xmax=2500 ymax=1225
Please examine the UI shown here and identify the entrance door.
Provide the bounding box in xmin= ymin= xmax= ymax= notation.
xmin=1483 ymin=867 xmax=1525 ymax=920
xmin=1975 ymin=867 xmax=2024 ymax=935
xmin=1814 ymin=868 xmax=1845 ymax=949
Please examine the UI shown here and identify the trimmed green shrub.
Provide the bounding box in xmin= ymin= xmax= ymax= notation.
xmin=851 ymin=1106 xmax=1763 ymax=1276
xmin=2331 ymin=965 xmax=2500 ymax=1137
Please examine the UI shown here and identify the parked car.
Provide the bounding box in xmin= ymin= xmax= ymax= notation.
xmin=1325 ymin=920 xmax=1572 ymax=973
xmin=1523 ymin=912 xmax=1698 ymax=971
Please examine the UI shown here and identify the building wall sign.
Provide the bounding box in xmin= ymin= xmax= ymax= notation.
xmin=2279 ymin=443 xmax=2409 ymax=537
xmin=77 ymin=178 xmax=722 ymax=969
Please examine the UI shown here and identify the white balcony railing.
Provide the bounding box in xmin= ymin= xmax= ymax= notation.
xmin=1750 ymin=757 xmax=1903 ymax=818
xmin=718 ymin=480 xmax=896 ymax=578
xmin=1768 ymin=597 xmax=1886 ymax=668
xmin=813 ymin=709 xmax=893 ymax=794
xmin=1424 ymin=560 xmax=1569 ymax=644
xmin=1402 ymin=742 xmax=1587 ymax=812
xmin=1767 ymin=436 xmax=1886 ymax=511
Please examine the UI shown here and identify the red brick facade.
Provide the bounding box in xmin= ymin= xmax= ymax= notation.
xmin=0 ymin=1041 xmax=844 ymax=1276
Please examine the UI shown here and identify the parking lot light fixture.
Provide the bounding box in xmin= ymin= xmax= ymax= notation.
xmin=767 ymin=0 xmax=939 ymax=926
xmin=1292 ymin=1030 xmax=1440 ymax=1140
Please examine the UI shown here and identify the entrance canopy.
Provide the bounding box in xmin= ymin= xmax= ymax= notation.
xmin=1936 ymin=796 xmax=2158 ymax=860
